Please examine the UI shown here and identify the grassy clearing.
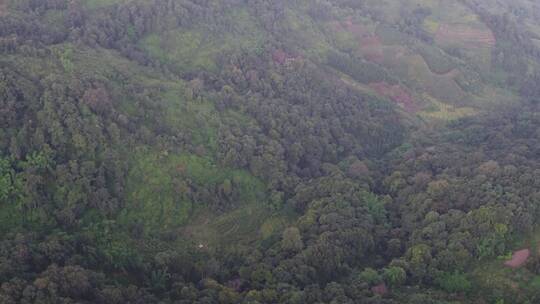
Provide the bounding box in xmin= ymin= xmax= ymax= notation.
xmin=120 ymin=150 xmax=194 ymax=231
xmin=184 ymin=205 xmax=270 ymax=247
xmin=469 ymin=85 xmax=520 ymax=108
xmin=182 ymin=202 xmax=295 ymax=248
xmin=48 ymin=40 xmax=281 ymax=251
xmin=121 ymin=148 xmax=268 ymax=235
xmin=140 ymin=7 xmax=266 ymax=73
xmin=84 ymin=0 xmax=126 ymax=9
xmin=419 ymin=94 xmax=476 ymax=121
xmin=285 ymin=8 xmax=332 ymax=59
xmin=407 ymin=55 xmax=466 ymax=104
xmin=141 ymin=30 xmax=218 ymax=73
xmin=64 ymin=44 xmax=273 ymax=245
xmin=66 ymin=44 xmax=223 ymax=153
xmin=423 ymin=17 xmax=440 ymax=34
xmin=416 ymin=45 xmax=457 ymax=75
xmin=160 ymin=83 xmax=220 ymax=152
xmin=338 ymin=73 xmax=391 ymax=101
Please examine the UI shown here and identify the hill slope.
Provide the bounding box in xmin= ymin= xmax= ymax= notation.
xmin=1 ymin=1 xmax=540 ymax=303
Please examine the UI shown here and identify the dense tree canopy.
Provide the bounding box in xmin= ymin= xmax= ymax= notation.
xmin=1 ymin=0 xmax=540 ymax=303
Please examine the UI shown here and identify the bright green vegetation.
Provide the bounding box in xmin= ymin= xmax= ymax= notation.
xmin=121 ymin=151 xmax=194 ymax=230
xmin=141 ymin=8 xmax=266 ymax=73
xmin=160 ymin=85 xmax=220 ymax=151
xmin=419 ymin=94 xmax=477 ymax=121
xmin=121 ymin=148 xmax=267 ymax=233
xmin=141 ymin=31 xmax=219 ymax=73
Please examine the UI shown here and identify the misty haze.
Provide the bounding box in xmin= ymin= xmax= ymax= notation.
xmin=0 ymin=0 xmax=540 ymax=303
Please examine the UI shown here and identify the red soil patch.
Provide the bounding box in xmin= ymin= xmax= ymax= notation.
xmin=272 ymin=49 xmax=288 ymax=65
xmin=330 ymin=17 xmax=384 ymax=63
xmin=369 ymin=82 xmax=417 ymax=112
xmin=504 ymin=249 xmax=530 ymax=268
xmin=436 ymin=24 xmax=495 ymax=48
xmin=272 ymin=49 xmax=297 ymax=65
xmin=371 ymin=283 xmax=388 ymax=296
xmin=0 ymin=0 xmax=6 ymax=16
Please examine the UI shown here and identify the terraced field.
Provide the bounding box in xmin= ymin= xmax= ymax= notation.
xmin=435 ymin=24 xmax=495 ymax=48
xmin=317 ymin=0 xmax=526 ymax=126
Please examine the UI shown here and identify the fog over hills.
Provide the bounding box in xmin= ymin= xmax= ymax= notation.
xmin=0 ymin=1 xmax=540 ymax=303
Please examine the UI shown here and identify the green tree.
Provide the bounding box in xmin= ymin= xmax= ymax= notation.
xmin=358 ymin=268 xmax=382 ymax=285
xmin=0 ymin=157 xmax=14 ymax=201
xmin=436 ymin=271 xmax=472 ymax=293
xmin=383 ymin=266 xmax=406 ymax=287
xmin=281 ymin=227 xmax=303 ymax=252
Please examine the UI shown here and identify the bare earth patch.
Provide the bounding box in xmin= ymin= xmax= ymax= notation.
xmin=504 ymin=249 xmax=530 ymax=268
xmin=272 ymin=49 xmax=299 ymax=65
xmin=369 ymin=82 xmax=416 ymax=112
xmin=371 ymin=283 xmax=388 ymax=296
xmin=0 ymin=0 xmax=6 ymax=16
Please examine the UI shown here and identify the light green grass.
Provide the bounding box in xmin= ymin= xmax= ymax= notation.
xmin=160 ymin=84 xmax=219 ymax=152
xmin=120 ymin=150 xmax=195 ymax=231
xmin=141 ymin=30 xmax=218 ymax=73
xmin=284 ymin=7 xmax=332 ymax=59
xmin=84 ymin=0 xmax=126 ymax=9
xmin=121 ymin=148 xmax=268 ymax=235
xmin=140 ymin=8 xmax=266 ymax=73
xmin=182 ymin=203 xmax=294 ymax=248
xmin=180 ymin=206 xmax=269 ymax=247
xmin=423 ymin=17 xmax=440 ymax=34
xmin=416 ymin=45 xmax=457 ymax=75
xmin=419 ymin=94 xmax=476 ymax=121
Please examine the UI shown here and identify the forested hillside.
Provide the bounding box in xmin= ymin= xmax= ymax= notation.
xmin=0 ymin=0 xmax=540 ymax=303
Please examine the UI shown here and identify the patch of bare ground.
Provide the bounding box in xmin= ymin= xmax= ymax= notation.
xmin=0 ymin=0 xmax=6 ymax=16
xmin=504 ymin=249 xmax=530 ymax=268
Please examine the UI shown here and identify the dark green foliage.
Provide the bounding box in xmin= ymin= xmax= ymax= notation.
xmin=436 ymin=271 xmax=472 ymax=293
xmin=416 ymin=46 xmax=457 ymax=75
xmin=0 ymin=156 xmax=14 ymax=201
xmin=1 ymin=1 xmax=540 ymax=304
